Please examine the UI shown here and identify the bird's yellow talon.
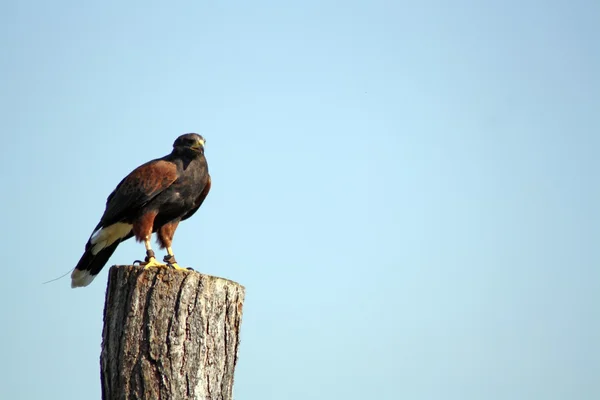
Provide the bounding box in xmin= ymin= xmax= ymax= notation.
xmin=142 ymin=257 xmax=167 ymax=269
xmin=168 ymin=263 xmax=187 ymax=270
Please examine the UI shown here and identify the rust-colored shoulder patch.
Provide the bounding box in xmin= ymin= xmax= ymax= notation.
xmin=99 ymin=160 xmax=179 ymax=226
xmin=127 ymin=160 xmax=178 ymax=195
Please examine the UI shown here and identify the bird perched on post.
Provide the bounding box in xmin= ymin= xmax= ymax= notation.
xmin=70 ymin=133 xmax=211 ymax=288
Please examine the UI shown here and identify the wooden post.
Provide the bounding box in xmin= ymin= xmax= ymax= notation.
xmin=100 ymin=265 xmax=245 ymax=400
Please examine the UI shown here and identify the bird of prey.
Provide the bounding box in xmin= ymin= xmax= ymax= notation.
xmin=70 ymin=133 xmax=211 ymax=288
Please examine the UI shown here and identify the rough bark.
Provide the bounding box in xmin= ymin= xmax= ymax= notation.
xmin=100 ymin=265 xmax=245 ymax=400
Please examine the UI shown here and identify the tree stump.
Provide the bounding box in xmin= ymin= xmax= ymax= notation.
xmin=100 ymin=265 xmax=245 ymax=400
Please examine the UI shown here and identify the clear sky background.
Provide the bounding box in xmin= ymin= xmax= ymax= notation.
xmin=1 ymin=0 xmax=598 ymax=399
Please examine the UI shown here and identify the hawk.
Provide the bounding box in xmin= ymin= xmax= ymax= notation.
xmin=70 ymin=133 xmax=211 ymax=288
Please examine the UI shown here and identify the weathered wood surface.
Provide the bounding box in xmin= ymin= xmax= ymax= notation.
xmin=100 ymin=265 xmax=245 ymax=400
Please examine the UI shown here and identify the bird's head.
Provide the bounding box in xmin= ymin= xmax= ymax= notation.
xmin=173 ymin=133 xmax=206 ymax=156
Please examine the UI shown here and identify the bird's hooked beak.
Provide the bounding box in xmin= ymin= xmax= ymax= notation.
xmin=191 ymin=138 xmax=205 ymax=151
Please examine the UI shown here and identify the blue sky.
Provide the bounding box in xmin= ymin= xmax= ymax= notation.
xmin=1 ymin=0 xmax=599 ymax=399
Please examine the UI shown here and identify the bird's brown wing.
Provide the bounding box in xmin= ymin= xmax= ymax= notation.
xmin=98 ymin=159 xmax=179 ymax=227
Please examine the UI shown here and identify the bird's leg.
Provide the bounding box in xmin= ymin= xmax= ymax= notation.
xmin=163 ymin=247 xmax=192 ymax=271
xmin=138 ymin=238 xmax=167 ymax=269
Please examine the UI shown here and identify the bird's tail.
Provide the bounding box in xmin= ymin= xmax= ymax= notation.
xmin=70 ymin=240 xmax=121 ymax=288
